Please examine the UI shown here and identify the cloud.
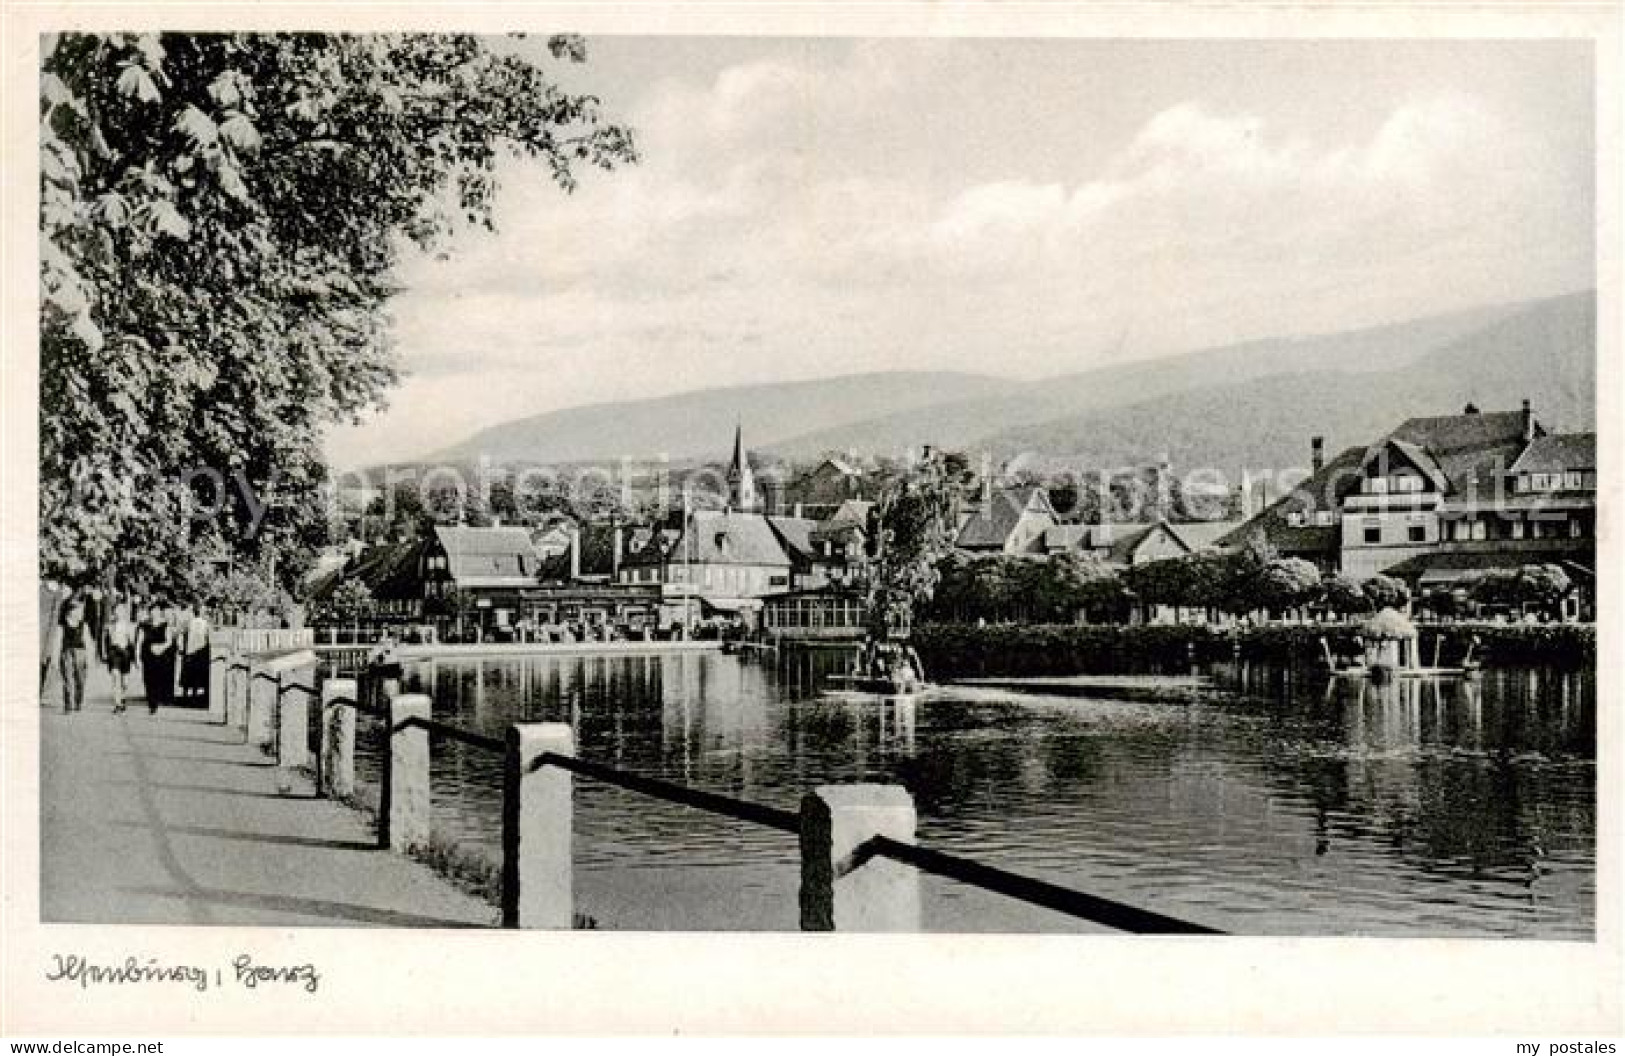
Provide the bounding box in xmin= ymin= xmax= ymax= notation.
xmin=326 ymin=44 xmax=1591 ymax=467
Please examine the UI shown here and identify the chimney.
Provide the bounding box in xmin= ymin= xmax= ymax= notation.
xmin=1464 ymin=402 xmax=1480 ymax=415
xmin=981 ymin=472 xmax=993 ymax=512
xmin=1311 ymin=436 xmax=1325 ymax=474
xmin=568 ymin=524 xmax=581 ymax=582
xmin=611 ymin=525 xmax=623 ymax=581
xmin=1522 ymin=398 xmax=1535 ymax=442
xmin=1240 ymin=469 xmax=1254 ymax=519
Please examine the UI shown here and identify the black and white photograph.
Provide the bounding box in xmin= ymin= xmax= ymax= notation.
xmin=4 ymin=1 xmax=1621 ymax=1040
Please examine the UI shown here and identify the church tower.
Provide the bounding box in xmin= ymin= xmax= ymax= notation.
xmin=726 ymin=422 xmax=760 ymax=512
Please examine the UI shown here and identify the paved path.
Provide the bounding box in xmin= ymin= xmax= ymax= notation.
xmin=39 ymin=662 xmax=498 ymax=928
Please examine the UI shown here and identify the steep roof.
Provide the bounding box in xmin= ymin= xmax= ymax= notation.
xmin=1509 ymin=433 xmax=1595 ymax=475
xmin=1372 ymin=438 xmax=1451 ymax=494
xmin=627 ymin=509 xmax=793 ymax=567
xmin=1388 ymin=409 xmax=1533 ymax=451
xmin=956 ymin=486 xmax=1055 ymax=549
xmin=1103 ymin=523 xmax=1162 ymax=563
xmin=766 ymin=515 xmax=821 ymax=563
xmin=1218 ymin=444 xmax=1366 ymax=555
xmin=1386 ymin=408 xmax=1538 ymax=499
xmin=1165 ymin=519 xmax=1246 ymax=552
xmin=1044 ymin=521 xmax=1159 ymax=558
xmin=811 ymin=499 xmax=874 ymax=543
xmin=308 ymin=536 xmax=431 ymax=605
xmin=432 ymin=526 xmax=538 ymax=586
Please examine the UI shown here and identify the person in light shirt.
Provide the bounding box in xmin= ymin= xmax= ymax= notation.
xmin=179 ymin=602 xmax=211 ymax=706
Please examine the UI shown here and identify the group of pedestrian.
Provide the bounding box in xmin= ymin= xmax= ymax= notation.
xmin=41 ymin=583 xmax=212 ymax=715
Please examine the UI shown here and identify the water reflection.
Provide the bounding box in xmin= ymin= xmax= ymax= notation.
xmin=345 ymin=651 xmax=1593 ymax=937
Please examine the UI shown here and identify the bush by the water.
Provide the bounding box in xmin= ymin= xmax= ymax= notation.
xmin=913 ymin=620 xmax=1594 ymax=677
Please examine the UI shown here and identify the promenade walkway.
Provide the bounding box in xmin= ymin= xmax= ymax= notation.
xmin=39 ymin=665 xmax=498 ymax=928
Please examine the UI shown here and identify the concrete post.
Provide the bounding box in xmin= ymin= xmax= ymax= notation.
xmin=275 ymin=668 xmax=314 ymax=795
xmin=208 ymin=655 xmax=227 ymax=724
xmin=225 ymin=657 xmax=248 ymax=734
xmin=247 ymin=666 xmax=276 ymax=751
xmin=382 ymin=692 xmax=432 ymax=854
xmin=320 ymin=677 xmax=358 ymax=800
xmin=501 ymin=724 xmax=575 ymax=929
xmin=799 ymin=784 xmax=920 ymax=932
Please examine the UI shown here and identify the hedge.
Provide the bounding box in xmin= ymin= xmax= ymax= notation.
xmin=912 ymin=620 xmax=1595 ymax=678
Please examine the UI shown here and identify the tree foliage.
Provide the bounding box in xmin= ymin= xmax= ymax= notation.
xmin=325 ymin=577 xmax=377 ymax=622
xmin=1321 ymin=573 xmax=1370 ymax=616
xmin=1360 ymin=573 xmax=1411 ymax=611
xmin=928 ymin=550 xmax=1125 ymax=624
xmin=40 ymin=32 xmax=636 ymax=593
xmin=1467 ymin=564 xmax=1573 ymax=609
xmin=858 ymin=452 xmax=960 ymax=639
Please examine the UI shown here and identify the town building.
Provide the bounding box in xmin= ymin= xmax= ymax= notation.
xmin=771 ymin=455 xmax=868 ymax=519
xmin=955 ymin=484 xmax=1059 ymax=554
xmin=1043 ymin=518 xmax=1243 ymax=567
xmin=1221 ymin=401 xmax=1596 ymax=615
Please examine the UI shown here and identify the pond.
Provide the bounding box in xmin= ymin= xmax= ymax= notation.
xmin=345 ymin=650 xmax=1594 ymax=936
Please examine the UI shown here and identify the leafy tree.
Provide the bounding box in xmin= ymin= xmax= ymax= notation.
xmin=1515 ymin=563 xmax=1572 ymax=606
xmin=1469 ymin=564 xmax=1572 ymax=610
xmin=326 ymin=577 xmax=376 ymax=622
xmin=1322 ymin=573 xmax=1370 ymax=616
xmin=1051 ymin=551 xmax=1126 ymax=622
xmin=1256 ymin=557 xmax=1323 ymax=616
xmin=859 ymin=455 xmax=958 ymax=639
xmin=1361 ymin=573 xmax=1411 ymax=611
xmin=40 ymin=32 xmax=636 ymax=593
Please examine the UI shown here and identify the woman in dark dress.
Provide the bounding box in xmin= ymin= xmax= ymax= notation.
xmin=138 ymin=602 xmax=176 ymax=714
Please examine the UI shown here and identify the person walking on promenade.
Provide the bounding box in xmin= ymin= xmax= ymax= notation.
xmin=138 ymin=600 xmax=176 ymax=714
xmin=104 ymin=597 xmax=137 ymax=714
xmin=39 ymin=580 xmax=67 ymax=699
xmin=179 ymin=602 xmax=211 ymax=706
xmin=57 ymin=593 xmax=91 ymax=714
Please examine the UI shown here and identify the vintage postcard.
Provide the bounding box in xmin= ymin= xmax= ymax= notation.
xmin=2 ymin=0 xmax=1621 ymax=1038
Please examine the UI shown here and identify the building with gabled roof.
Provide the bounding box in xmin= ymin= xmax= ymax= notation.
xmin=1219 ymin=401 xmax=1595 ymax=616
xmin=956 ymin=485 xmax=1058 ymax=554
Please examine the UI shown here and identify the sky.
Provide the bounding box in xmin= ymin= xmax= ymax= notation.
xmin=325 ymin=36 xmax=1595 ymax=468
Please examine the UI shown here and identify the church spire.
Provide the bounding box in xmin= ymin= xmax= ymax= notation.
xmin=726 ymin=420 xmax=759 ymax=511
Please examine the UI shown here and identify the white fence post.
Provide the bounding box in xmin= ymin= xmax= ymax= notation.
xmin=226 ymin=656 xmax=248 ymax=734
xmin=320 ymin=677 xmax=358 ymax=800
xmin=383 ymin=692 xmax=432 ymax=854
xmin=207 ymin=654 xmax=227 ymax=724
xmin=799 ymin=784 xmax=920 ymax=932
xmin=275 ymin=666 xmax=314 ymax=795
xmin=247 ymin=664 xmax=276 ymax=751
xmin=502 ymin=723 xmax=575 ymax=929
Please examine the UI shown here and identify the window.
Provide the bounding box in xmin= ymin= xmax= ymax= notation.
xmin=1315 ymin=511 xmax=1334 ymax=527
xmin=1363 ymin=526 xmax=1381 ymax=544
xmin=1407 ymin=525 xmax=1426 ymax=543
xmin=1471 ymin=520 xmax=1488 ymax=541
xmin=1571 ymin=518 xmax=1584 ymax=538
xmin=1368 ymin=477 xmax=1389 ymax=495
xmin=1565 ymin=472 xmax=1582 ymax=490
xmin=1511 ymin=520 xmax=1526 ymax=540
xmin=1287 ymin=511 xmax=1304 ymax=527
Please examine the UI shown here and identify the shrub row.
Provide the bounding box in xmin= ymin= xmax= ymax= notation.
xmin=913 ymin=620 xmax=1595 ymax=677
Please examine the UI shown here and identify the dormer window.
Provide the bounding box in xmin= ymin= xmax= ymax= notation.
xmin=1314 ymin=511 xmax=1334 ymax=527
xmin=1287 ymin=511 xmax=1305 ymax=527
